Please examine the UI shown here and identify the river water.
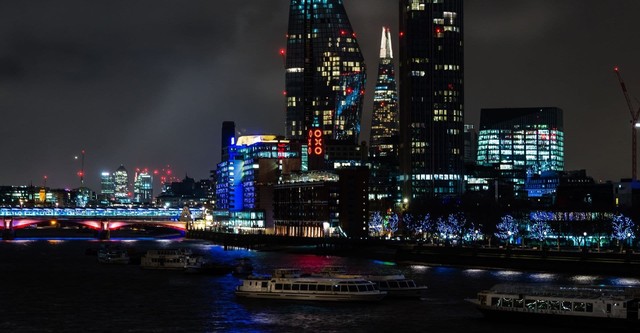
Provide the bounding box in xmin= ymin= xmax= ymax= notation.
xmin=1 ymin=237 xmax=637 ymax=333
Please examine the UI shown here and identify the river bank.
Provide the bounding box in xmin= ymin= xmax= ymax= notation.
xmin=187 ymin=230 xmax=640 ymax=277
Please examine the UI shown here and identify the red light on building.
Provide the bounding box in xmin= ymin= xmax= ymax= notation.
xmin=346 ymin=87 xmax=353 ymax=94
xmin=307 ymin=128 xmax=324 ymax=156
xmin=340 ymin=30 xmax=347 ymax=35
xmin=435 ymin=26 xmax=442 ymax=34
xmin=399 ymin=31 xmax=404 ymax=37
xmin=279 ymin=49 xmax=285 ymax=56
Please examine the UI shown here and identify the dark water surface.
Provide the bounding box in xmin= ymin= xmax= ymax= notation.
xmin=1 ymin=238 xmax=637 ymax=333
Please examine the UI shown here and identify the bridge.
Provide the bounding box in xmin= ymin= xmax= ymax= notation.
xmin=0 ymin=207 xmax=205 ymax=240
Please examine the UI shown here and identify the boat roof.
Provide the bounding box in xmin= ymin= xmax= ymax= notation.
xmin=485 ymin=283 xmax=640 ymax=300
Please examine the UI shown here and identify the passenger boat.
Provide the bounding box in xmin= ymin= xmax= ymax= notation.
xmin=235 ymin=268 xmax=386 ymax=302
xmin=97 ymin=247 xmax=130 ymax=264
xmin=140 ymin=248 xmax=192 ymax=270
xmin=316 ymin=266 xmax=428 ymax=299
xmin=467 ymin=283 xmax=640 ymax=326
xmin=184 ymin=255 xmax=233 ymax=275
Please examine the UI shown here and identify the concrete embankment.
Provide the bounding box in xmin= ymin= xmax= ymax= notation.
xmin=187 ymin=231 xmax=640 ymax=276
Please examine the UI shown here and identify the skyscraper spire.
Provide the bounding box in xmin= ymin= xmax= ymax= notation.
xmin=379 ymin=26 xmax=393 ymax=60
xmin=369 ymin=26 xmax=399 ymax=206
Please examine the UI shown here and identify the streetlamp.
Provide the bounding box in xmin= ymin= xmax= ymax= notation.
xmin=627 ymin=232 xmax=632 ymax=249
xmin=507 ymin=230 xmax=512 ymax=247
xmin=583 ymin=232 xmax=588 ymax=252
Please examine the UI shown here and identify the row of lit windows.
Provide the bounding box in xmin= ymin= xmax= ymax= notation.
xmin=434 ymin=64 xmax=460 ymax=71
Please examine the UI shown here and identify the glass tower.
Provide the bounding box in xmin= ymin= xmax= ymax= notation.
xmin=133 ymin=170 xmax=153 ymax=204
xmin=369 ymin=26 xmax=399 ymax=205
xmin=399 ymin=0 xmax=464 ymax=203
xmin=114 ymin=165 xmax=130 ymax=204
xmin=477 ymin=107 xmax=565 ymax=196
xmin=285 ymin=0 xmax=366 ymax=169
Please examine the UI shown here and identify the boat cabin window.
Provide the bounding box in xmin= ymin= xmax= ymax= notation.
xmin=573 ymin=302 xmax=585 ymax=312
xmin=408 ymin=281 xmax=416 ymax=288
xmin=491 ymin=297 xmax=499 ymax=306
xmin=514 ymin=299 xmax=524 ymax=308
xmin=308 ymin=285 xmax=316 ymax=291
xmin=348 ymin=285 xmax=358 ymax=292
xmin=389 ymin=281 xmax=400 ymax=289
xmin=292 ymin=284 xmax=300 ymax=291
xmin=300 ymin=284 xmax=309 ymax=291
xmin=275 ymin=284 xmax=283 ymax=290
xmin=283 ymin=284 xmax=291 ymax=291
xmin=261 ymin=282 xmax=268 ymax=288
xmin=378 ymin=281 xmax=388 ymax=288
xmin=340 ymin=285 xmax=349 ymax=292
xmin=317 ymin=285 xmax=326 ymax=292
xmin=607 ymin=304 xmax=612 ymax=313
xmin=549 ymin=301 xmax=561 ymax=311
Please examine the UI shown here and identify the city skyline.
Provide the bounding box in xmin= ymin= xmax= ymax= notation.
xmin=0 ymin=0 xmax=639 ymax=190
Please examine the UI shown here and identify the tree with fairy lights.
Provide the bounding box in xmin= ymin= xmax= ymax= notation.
xmin=495 ymin=215 xmax=519 ymax=246
xmin=369 ymin=211 xmax=384 ymax=237
xmin=387 ymin=212 xmax=399 ymax=237
xmin=611 ymin=214 xmax=635 ymax=252
xmin=436 ymin=213 xmax=466 ymax=246
xmin=528 ymin=218 xmax=552 ymax=250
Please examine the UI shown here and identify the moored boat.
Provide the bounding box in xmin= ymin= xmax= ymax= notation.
xmin=140 ymin=248 xmax=192 ymax=270
xmin=235 ymin=268 xmax=386 ymax=302
xmin=184 ymin=255 xmax=233 ymax=275
xmin=467 ymin=283 xmax=640 ymax=326
xmin=97 ymin=247 xmax=130 ymax=264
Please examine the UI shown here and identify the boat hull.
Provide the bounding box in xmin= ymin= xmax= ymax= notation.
xmin=474 ymin=305 xmax=639 ymax=328
xmin=235 ymin=290 xmax=385 ymax=302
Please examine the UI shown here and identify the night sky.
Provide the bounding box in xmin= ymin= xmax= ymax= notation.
xmin=0 ymin=0 xmax=639 ymax=191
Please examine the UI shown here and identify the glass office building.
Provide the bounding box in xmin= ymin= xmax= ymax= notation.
xmin=369 ymin=26 xmax=399 ymax=205
xmin=399 ymin=0 xmax=464 ymax=202
xmin=285 ymin=0 xmax=366 ymax=169
xmin=477 ymin=107 xmax=565 ymax=197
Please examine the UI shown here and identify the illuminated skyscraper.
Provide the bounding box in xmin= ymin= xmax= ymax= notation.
xmin=369 ymin=26 xmax=399 ymax=206
xmin=284 ymin=0 xmax=366 ymax=169
xmin=399 ymin=0 xmax=464 ymax=203
xmin=477 ymin=107 xmax=565 ymax=197
xmin=114 ymin=165 xmax=130 ymax=204
xmin=100 ymin=172 xmax=115 ymax=203
xmin=133 ymin=170 xmax=153 ymax=204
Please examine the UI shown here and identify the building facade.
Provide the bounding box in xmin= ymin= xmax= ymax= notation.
xmin=284 ymin=0 xmax=366 ymax=170
xmin=133 ymin=170 xmax=153 ymax=204
xmin=369 ymin=26 xmax=400 ymax=209
xmin=477 ymin=107 xmax=565 ymax=198
xmin=100 ymin=172 xmax=115 ymax=204
xmin=399 ymin=0 xmax=465 ymax=204
xmin=113 ymin=165 xmax=130 ymax=204
xmin=215 ymin=134 xmax=302 ymax=233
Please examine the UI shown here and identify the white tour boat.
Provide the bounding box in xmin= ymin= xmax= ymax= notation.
xmin=140 ymin=248 xmax=192 ymax=270
xmin=235 ymin=268 xmax=387 ymax=302
xmin=316 ymin=266 xmax=428 ymax=299
xmin=467 ymin=283 xmax=640 ymax=326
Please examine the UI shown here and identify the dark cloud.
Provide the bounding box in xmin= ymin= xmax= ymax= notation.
xmin=0 ymin=0 xmax=638 ymax=190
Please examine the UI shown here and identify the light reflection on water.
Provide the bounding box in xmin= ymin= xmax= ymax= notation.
xmin=0 ymin=239 xmax=631 ymax=333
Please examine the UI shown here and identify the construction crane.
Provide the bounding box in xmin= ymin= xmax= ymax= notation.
xmin=614 ymin=67 xmax=640 ymax=180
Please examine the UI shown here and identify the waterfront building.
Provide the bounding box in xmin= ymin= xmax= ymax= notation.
xmin=464 ymin=124 xmax=477 ymax=165
xmin=113 ymin=165 xmax=130 ymax=204
xmin=369 ymin=26 xmax=400 ymax=210
xmin=273 ymin=168 xmax=369 ymax=239
xmin=477 ymin=107 xmax=564 ymax=199
xmin=399 ymin=0 xmax=465 ymax=204
xmin=284 ymin=0 xmax=366 ymax=170
xmin=526 ymin=170 xmax=613 ymax=210
xmin=133 ymin=170 xmax=153 ymax=204
xmin=215 ymin=134 xmax=301 ymax=233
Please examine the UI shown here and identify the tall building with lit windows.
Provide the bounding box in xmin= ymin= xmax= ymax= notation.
xmin=284 ymin=0 xmax=366 ymax=170
xmin=399 ymin=0 xmax=464 ymax=204
xmin=114 ymin=165 xmax=130 ymax=204
xmin=133 ymin=170 xmax=153 ymax=204
xmin=369 ymin=26 xmax=400 ymax=207
xmin=477 ymin=107 xmax=565 ymax=198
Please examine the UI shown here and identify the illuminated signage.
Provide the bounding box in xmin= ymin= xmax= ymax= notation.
xmin=307 ymin=129 xmax=324 ymax=156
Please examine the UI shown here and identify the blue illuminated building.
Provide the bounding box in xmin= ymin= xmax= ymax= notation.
xmin=284 ymin=0 xmax=366 ymax=170
xmin=215 ymin=134 xmax=301 ymax=233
